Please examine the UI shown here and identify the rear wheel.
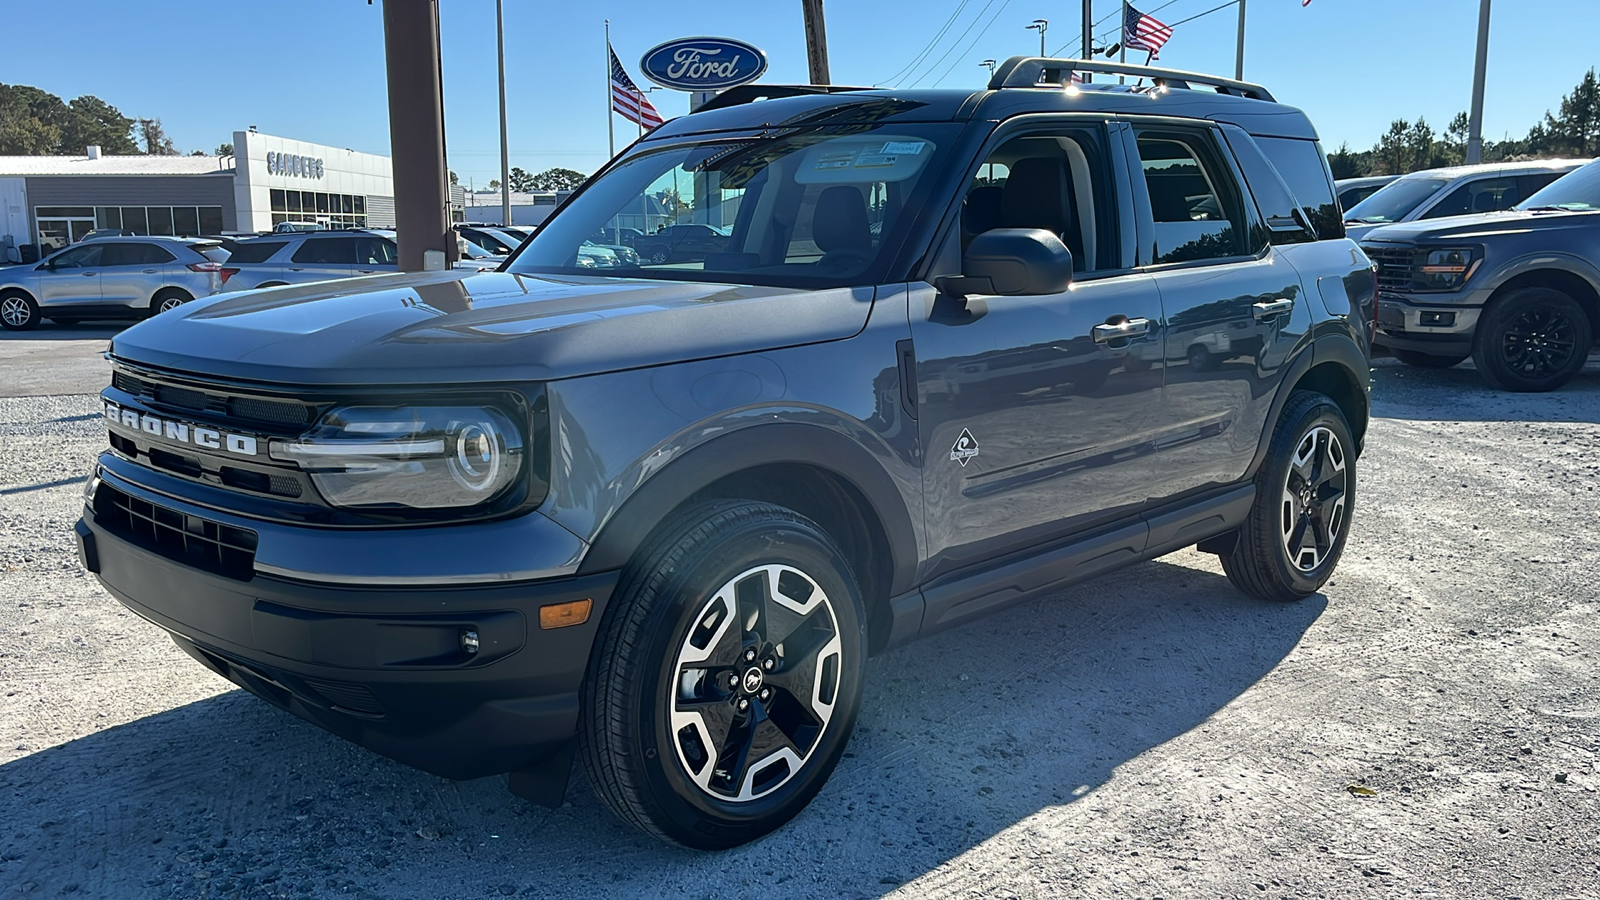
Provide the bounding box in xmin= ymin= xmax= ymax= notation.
xmin=579 ymin=501 xmax=865 ymax=849
xmin=1471 ymin=287 xmax=1592 ymax=392
xmin=1220 ymin=391 xmax=1355 ymax=602
xmin=643 ymin=245 xmax=669 ymax=264
xmin=1391 ymin=348 xmax=1468 ymax=369
xmin=149 ymin=288 xmax=192 ymax=316
xmin=1 ymin=291 xmax=40 ymax=330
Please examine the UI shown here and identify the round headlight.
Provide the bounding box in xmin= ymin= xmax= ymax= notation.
xmin=449 ymin=420 xmax=503 ymax=492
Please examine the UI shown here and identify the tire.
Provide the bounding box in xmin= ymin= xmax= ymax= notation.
xmin=1471 ymin=287 xmax=1592 ymax=392
xmin=579 ymin=500 xmax=866 ymax=849
xmin=1187 ymin=344 xmax=1219 ymax=371
xmin=149 ymin=289 xmax=192 ymax=317
xmin=1 ymin=291 xmax=41 ymax=331
xmin=1391 ymin=348 xmax=1469 ymax=369
xmin=1220 ymin=391 xmax=1356 ymax=603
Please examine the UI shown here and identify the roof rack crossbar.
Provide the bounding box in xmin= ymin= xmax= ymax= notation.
xmin=987 ymin=56 xmax=1274 ymax=103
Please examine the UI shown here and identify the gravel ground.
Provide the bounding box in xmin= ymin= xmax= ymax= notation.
xmin=1 ymin=342 xmax=1598 ymax=898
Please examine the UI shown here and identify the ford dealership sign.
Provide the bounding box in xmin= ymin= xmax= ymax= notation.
xmin=641 ymin=37 xmax=767 ymax=92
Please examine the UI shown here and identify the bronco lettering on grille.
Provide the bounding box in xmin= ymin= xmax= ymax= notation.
xmin=103 ymin=401 xmax=260 ymax=457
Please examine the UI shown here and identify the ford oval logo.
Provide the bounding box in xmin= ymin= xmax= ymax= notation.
xmin=640 ymin=37 xmax=768 ymax=92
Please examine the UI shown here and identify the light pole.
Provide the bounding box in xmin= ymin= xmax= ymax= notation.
xmin=979 ymin=59 xmax=997 ymax=79
xmin=1234 ymin=0 xmax=1246 ymax=80
xmin=496 ymin=0 xmax=510 ymax=227
xmin=1466 ymin=0 xmax=1491 ymax=164
xmin=1027 ymin=19 xmax=1047 ymax=57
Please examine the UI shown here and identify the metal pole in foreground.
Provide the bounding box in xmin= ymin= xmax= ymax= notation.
xmin=1234 ymin=0 xmax=1247 ymax=81
xmin=605 ymin=20 xmax=615 ymax=158
xmin=1081 ymin=0 xmax=1092 ymax=82
xmin=382 ymin=0 xmax=456 ymax=272
xmin=1466 ymin=0 xmax=1491 ymax=164
xmin=496 ymin=0 xmax=510 ymax=227
xmin=802 ymin=0 xmax=831 ymax=84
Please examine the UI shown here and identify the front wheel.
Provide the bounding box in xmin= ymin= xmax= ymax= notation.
xmin=1220 ymin=391 xmax=1355 ymax=602
xmin=1471 ymin=287 xmax=1592 ymax=392
xmin=1 ymin=292 xmax=41 ymax=330
xmin=579 ymin=501 xmax=865 ymax=849
xmin=643 ymin=245 xmax=669 ymax=265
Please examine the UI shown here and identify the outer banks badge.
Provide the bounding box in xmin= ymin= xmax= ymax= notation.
xmin=950 ymin=428 xmax=980 ymax=466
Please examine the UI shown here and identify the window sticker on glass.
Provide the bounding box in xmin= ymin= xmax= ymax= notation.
xmin=880 ymin=141 xmax=926 ymax=155
xmin=796 ymin=136 xmax=936 ymax=184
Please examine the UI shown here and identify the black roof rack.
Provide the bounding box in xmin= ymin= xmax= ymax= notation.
xmin=693 ymin=83 xmax=876 ymax=113
xmin=987 ymin=56 xmax=1275 ymax=102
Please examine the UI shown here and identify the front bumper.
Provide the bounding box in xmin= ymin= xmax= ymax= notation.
xmin=1374 ymin=291 xmax=1489 ymax=356
xmin=75 ymin=468 xmax=619 ymax=780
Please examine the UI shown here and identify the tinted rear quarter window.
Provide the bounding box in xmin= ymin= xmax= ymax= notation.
xmin=227 ymin=241 xmax=288 ymax=264
xmin=1254 ymin=137 xmax=1344 ymax=240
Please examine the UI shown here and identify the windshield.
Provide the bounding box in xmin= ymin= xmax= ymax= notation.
xmin=509 ymin=123 xmax=957 ymax=287
xmin=1518 ymin=160 xmax=1600 ymax=211
xmin=1344 ymin=177 xmax=1450 ymax=224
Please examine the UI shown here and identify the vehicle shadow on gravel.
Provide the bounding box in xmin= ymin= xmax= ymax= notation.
xmin=0 ymin=322 xmax=123 ymax=341
xmin=1370 ymin=356 xmax=1600 ymax=424
xmin=0 ymin=555 xmax=1323 ymax=898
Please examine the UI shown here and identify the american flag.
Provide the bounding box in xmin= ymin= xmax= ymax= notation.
xmin=610 ymin=45 xmax=663 ymax=129
xmin=1122 ymin=3 xmax=1174 ymax=57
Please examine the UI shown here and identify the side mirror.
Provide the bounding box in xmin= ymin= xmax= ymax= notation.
xmin=934 ymin=228 xmax=1074 ymax=298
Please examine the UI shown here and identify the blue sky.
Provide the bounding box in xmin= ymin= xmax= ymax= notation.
xmin=0 ymin=0 xmax=1593 ymax=183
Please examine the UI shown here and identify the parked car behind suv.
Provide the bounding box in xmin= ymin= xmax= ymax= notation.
xmin=1334 ymin=174 xmax=1397 ymax=210
xmin=1365 ymin=158 xmax=1600 ymax=391
xmin=1343 ymin=159 xmax=1587 ymax=240
xmin=219 ymin=230 xmax=398 ymax=291
xmin=0 ymin=236 xmax=224 ymax=329
xmin=75 ymin=57 xmax=1373 ymax=849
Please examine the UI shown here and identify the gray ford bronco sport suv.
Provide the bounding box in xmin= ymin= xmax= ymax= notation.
xmin=75 ymin=58 xmax=1374 ymax=849
xmin=1365 ymin=157 xmax=1600 ymax=392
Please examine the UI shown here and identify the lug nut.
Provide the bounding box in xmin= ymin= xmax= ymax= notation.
xmin=738 ymin=698 xmax=749 ymax=710
xmin=759 ymin=688 xmax=771 ymax=701
xmin=744 ymin=648 xmax=756 ymax=662
xmin=763 ymin=658 xmax=774 ymax=670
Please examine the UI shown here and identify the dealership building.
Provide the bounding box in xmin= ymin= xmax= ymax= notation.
xmin=1 ymin=130 xmax=409 ymax=262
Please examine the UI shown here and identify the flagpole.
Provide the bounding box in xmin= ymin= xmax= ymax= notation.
xmin=604 ymin=19 xmax=615 ymax=159
xmin=1119 ymin=2 xmax=1127 ymax=84
xmin=1234 ymin=0 xmax=1247 ymax=80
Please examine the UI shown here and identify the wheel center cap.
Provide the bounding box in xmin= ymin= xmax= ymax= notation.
xmin=741 ymin=667 xmax=764 ymax=694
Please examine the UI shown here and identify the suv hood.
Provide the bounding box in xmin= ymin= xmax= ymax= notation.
xmin=110 ymin=270 xmax=874 ymax=386
xmin=1358 ymin=208 xmax=1600 ymax=245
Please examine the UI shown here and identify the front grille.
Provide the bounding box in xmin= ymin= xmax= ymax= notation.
xmin=1363 ymin=245 xmax=1415 ymax=293
xmin=94 ymin=483 xmax=257 ymax=580
xmin=302 ymin=679 xmax=387 ymax=717
xmin=113 ymin=368 xmax=313 ymax=429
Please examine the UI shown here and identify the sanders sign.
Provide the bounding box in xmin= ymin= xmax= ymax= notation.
xmin=640 ymin=37 xmax=767 ymax=92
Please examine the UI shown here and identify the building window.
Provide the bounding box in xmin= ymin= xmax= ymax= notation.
xmin=269 ymin=190 xmax=367 ymax=228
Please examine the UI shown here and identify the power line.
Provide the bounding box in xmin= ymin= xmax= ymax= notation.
xmin=1164 ymin=0 xmax=1239 ymax=30
xmin=876 ymin=0 xmax=974 ymax=87
xmin=931 ymin=0 xmax=1015 ymax=87
xmin=908 ymin=0 xmax=1004 ymax=88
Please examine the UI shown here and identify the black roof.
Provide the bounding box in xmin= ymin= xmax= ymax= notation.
xmin=648 ymin=56 xmax=1318 ymax=144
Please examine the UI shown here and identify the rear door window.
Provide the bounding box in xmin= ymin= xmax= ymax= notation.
xmin=100 ymin=243 xmax=163 ymax=266
xmin=355 ymin=237 xmax=398 ymax=265
xmin=291 ymin=237 xmax=357 ymax=265
xmin=1134 ymin=129 xmax=1260 ymax=265
xmin=227 ymin=241 xmax=288 ymax=264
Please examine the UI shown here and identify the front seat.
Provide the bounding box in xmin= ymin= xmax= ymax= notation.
xmin=1001 ymin=157 xmax=1084 ymax=269
xmin=812 ymin=185 xmax=873 ymax=271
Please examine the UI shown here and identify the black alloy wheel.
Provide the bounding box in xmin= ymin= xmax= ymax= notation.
xmin=1219 ymin=391 xmax=1356 ymax=602
xmin=1473 ymin=287 xmax=1593 ymax=392
xmin=579 ymin=500 xmax=865 ymax=849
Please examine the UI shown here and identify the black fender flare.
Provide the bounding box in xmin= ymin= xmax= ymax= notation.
xmin=1243 ymin=331 xmax=1371 ymax=478
xmin=576 ymin=422 xmax=920 ymax=596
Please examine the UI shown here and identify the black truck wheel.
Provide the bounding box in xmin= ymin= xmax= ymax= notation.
xmin=579 ymin=501 xmax=865 ymax=849
xmin=1219 ymin=391 xmax=1355 ymax=603
xmin=1391 ymin=348 xmax=1468 ymax=369
xmin=1471 ymin=287 xmax=1592 ymax=392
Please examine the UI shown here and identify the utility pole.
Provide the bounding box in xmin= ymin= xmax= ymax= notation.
xmin=802 ymin=0 xmax=831 ymax=85
xmin=1466 ymin=0 xmax=1491 ymax=164
xmin=1234 ymin=0 xmax=1247 ymax=80
xmin=1082 ymin=0 xmax=1093 ymax=82
xmin=496 ymin=0 xmax=510 ymax=227
xmin=382 ymin=0 xmax=456 ymax=271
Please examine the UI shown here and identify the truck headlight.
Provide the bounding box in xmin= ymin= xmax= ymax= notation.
xmin=1414 ymin=247 xmax=1481 ymax=292
xmin=270 ymin=406 xmax=523 ymax=509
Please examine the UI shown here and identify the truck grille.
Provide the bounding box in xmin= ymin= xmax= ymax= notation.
xmin=1363 ymin=245 xmax=1415 ymax=293
xmin=113 ymin=369 xmax=312 ymax=428
xmin=94 ymin=483 xmax=257 ymax=580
